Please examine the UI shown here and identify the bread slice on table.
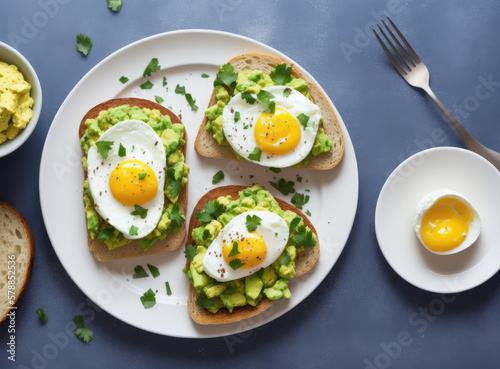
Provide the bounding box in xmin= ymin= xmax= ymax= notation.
xmin=79 ymin=98 xmax=187 ymax=262
xmin=185 ymin=185 xmax=320 ymax=325
xmin=0 ymin=201 xmax=35 ymax=323
xmin=195 ymin=52 xmax=345 ymax=170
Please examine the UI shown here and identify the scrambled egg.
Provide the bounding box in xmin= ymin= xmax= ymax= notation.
xmin=0 ymin=61 xmax=34 ymax=144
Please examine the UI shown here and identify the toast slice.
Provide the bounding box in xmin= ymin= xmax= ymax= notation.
xmin=195 ymin=52 xmax=344 ymax=170
xmin=0 ymin=201 xmax=35 ymax=323
xmin=185 ymin=185 xmax=320 ymax=325
xmin=79 ymin=98 xmax=187 ymax=262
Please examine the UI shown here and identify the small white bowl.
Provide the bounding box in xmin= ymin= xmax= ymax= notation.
xmin=0 ymin=41 xmax=42 ymax=158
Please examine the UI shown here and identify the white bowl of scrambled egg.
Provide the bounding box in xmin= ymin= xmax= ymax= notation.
xmin=0 ymin=41 xmax=42 ymax=157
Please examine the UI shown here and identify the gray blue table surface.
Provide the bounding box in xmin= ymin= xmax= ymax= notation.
xmin=1 ymin=0 xmax=500 ymax=368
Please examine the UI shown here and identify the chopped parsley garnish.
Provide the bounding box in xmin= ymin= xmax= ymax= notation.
xmin=140 ymin=288 xmax=156 ymax=309
xmin=167 ymin=167 xmax=182 ymax=199
xmin=228 ymin=241 xmax=240 ymax=257
xmin=185 ymin=93 xmax=198 ymax=111
xmin=291 ymin=192 xmax=310 ymax=210
xmin=283 ymin=88 xmax=291 ymax=98
xmin=297 ymin=176 xmax=303 ymax=183
xmin=297 ymin=113 xmax=314 ymax=129
xmin=138 ymin=172 xmax=147 ymax=180
xmin=295 ymin=225 xmax=316 ymax=248
xmin=223 ymin=282 xmax=237 ymax=295
xmin=184 ymin=244 xmax=197 ymax=262
xmin=243 ymin=123 xmax=249 ymax=129
xmin=280 ymin=252 xmax=291 ymax=266
xmin=36 ymin=309 xmax=48 ymax=325
xmin=155 ymin=96 xmax=164 ymax=103
xmin=269 ymin=167 xmax=281 ymax=174
xmin=257 ymin=90 xmax=275 ymax=113
xmin=131 ymin=205 xmax=148 ymax=219
xmin=289 ymin=216 xmax=301 ymax=232
xmin=107 ymin=0 xmax=122 ymax=12
xmin=202 ymin=229 xmax=211 ymax=240
xmin=175 ymin=85 xmax=186 ymax=94
xmin=212 ymin=170 xmax=225 ymax=184
xmin=234 ymin=111 xmax=240 ymax=122
xmin=132 ymin=265 xmax=149 ymax=279
xmin=270 ymin=63 xmax=293 ymax=85
xmin=129 ymin=225 xmax=139 ymax=236
xmin=76 ymin=34 xmax=92 ymax=56
xmin=201 ymin=73 xmax=210 ymax=78
xmin=248 ymin=147 xmax=262 ymax=162
xmin=97 ymin=227 xmax=114 ymax=242
xmin=119 ymin=76 xmax=129 ymax=84
xmin=245 ymin=214 xmax=262 ymax=231
xmin=140 ymin=237 xmax=157 ymax=251
xmin=241 ymin=91 xmax=257 ymax=104
xmin=170 ymin=203 xmax=185 ymax=227
xmin=255 ymin=268 xmax=265 ymax=278
xmin=269 ymin=178 xmax=295 ymax=196
xmin=143 ymin=57 xmax=161 ymax=77
xmin=140 ymin=81 xmax=154 ymax=89
xmin=306 ymin=210 xmax=312 ymax=216
xmin=162 ymin=76 xmax=167 ymax=86
xmin=147 ymin=264 xmax=160 ymax=278
xmin=165 ymin=282 xmax=172 ymax=296
xmin=217 ymin=62 xmax=238 ymax=90
xmin=229 ymin=259 xmax=245 ymax=271
xmin=195 ymin=200 xmax=226 ymax=223
xmin=95 ymin=140 xmax=114 ymax=159
xmin=196 ymin=294 xmax=218 ymax=310
xmin=73 ymin=316 xmax=94 ymax=343
xmin=118 ymin=143 xmax=126 ymax=157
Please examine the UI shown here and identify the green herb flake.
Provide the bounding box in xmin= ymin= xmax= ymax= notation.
xmin=291 ymin=192 xmax=310 ymax=210
xmin=257 ymin=90 xmax=276 ymax=114
xmin=270 ymin=63 xmax=292 ymax=85
xmin=255 ymin=268 xmax=265 ymax=278
xmin=175 ymin=85 xmax=186 ymax=94
xmin=140 ymin=81 xmax=154 ymax=89
xmin=212 ymin=170 xmax=225 ymax=184
xmin=165 ymin=282 xmax=172 ymax=296
xmin=217 ymin=62 xmax=238 ymax=89
xmin=36 ymin=309 xmax=48 ymax=325
xmin=283 ymin=88 xmax=291 ymax=98
xmin=241 ymin=91 xmax=257 ymax=104
xmin=107 ymin=0 xmax=122 ymax=11
xmin=297 ymin=113 xmax=314 ymax=129
xmin=143 ymin=57 xmax=161 ymax=77
xmin=306 ymin=210 xmax=312 ymax=216
xmin=289 ymin=216 xmax=301 ymax=232
xmin=76 ymin=34 xmax=92 ymax=56
xmin=171 ymin=203 xmax=185 ymax=227
xmin=280 ymin=252 xmax=291 ymax=266
xmin=223 ymin=282 xmax=237 ymax=295
xmin=228 ymin=241 xmax=240 ymax=257
xmin=132 ymin=265 xmax=149 ymax=279
xmin=269 ymin=167 xmax=281 ymax=174
xmin=162 ymin=76 xmax=167 ymax=87
xmin=95 ymin=140 xmax=114 ymax=159
xmin=129 ymin=225 xmax=139 ymax=236
xmin=201 ymin=73 xmax=210 ymax=78
xmin=229 ymin=259 xmax=245 ymax=271
xmin=140 ymin=288 xmax=156 ymax=309
xmin=155 ymin=96 xmax=164 ymax=103
xmin=245 ymin=214 xmax=262 ymax=232
xmin=248 ymin=147 xmax=262 ymax=162
xmin=185 ymin=93 xmax=198 ymax=111
xmin=184 ymin=244 xmax=197 ymax=262
xmin=97 ymin=227 xmax=114 ymax=242
xmin=140 ymin=237 xmax=157 ymax=251
xmin=196 ymin=294 xmax=218 ymax=310
xmin=295 ymin=225 xmax=316 ymax=248
xmin=138 ymin=172 xmax=147 ymax=180
xmin=118 ymin=143 xmax=126 ymax=157
xmin=195 ymin=200 xmax=226 ymax=223
xmin=131 ymin=205 xmax=148 ymax=219
xmin=119 ymin=76 xmax=129 ymax=84
xmin=147 ymin=264 xmax=160 ymax=278
xmin=269 ymin=178 xmax=295 ymax=196
xmin=73 ymin=315 xmax=94 ymax=343
xmin=234 ymin=111 xmax=240 ymax=122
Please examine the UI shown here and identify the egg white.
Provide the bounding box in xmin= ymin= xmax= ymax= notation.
xmin=222 ymin=86 xmax=321 ymax=168
xmin=87 ymin=120 xmax=166 ymax=239
xmin=203 ymin=211 xmax=289 ymax=282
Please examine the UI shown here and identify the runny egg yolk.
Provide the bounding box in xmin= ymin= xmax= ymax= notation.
xmin=254 ymin=108 xmax=301 ymax=156
xmin=222 ymin=231 xmax=267 ymax=269
xmin=109 ymin=159 xmax=158 ymax=206
xmin=421 ymin=197 xmax=472 ymax=252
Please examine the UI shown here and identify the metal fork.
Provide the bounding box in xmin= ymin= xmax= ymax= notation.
xmin=374 ymin=17 xmax=500 ymax=171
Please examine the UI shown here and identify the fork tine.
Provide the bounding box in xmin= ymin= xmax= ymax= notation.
xmin=381 ymin=19 xmax=417 ymax=68
xmin=373 ymin=26 xmax=408 ymax=76
xmin=387 ymin=17 xmax=421 ymax=64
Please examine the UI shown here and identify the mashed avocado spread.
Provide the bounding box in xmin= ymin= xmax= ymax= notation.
xmin=80 ymin=105 xmax=189 ymax=251
xmin=184 ymin=184 xmax=317 ymax=314
xmin=204 ymin=64 xmax=333 ymax=167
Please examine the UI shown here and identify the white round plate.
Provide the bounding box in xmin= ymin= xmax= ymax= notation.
xmin=375 ymin=147 xmax=500 ymax=294
xmin=39 ymin=30 xmax=358 ymax=338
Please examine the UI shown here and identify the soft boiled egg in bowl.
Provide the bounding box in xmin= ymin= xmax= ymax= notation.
xmin=413 ymin=189 xmax=481 ymax=255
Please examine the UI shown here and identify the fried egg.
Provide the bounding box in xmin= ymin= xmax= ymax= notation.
xmin=87 ymin=120 xmax=166 ymax=239
xmin=222 ymin=86 xmax=321 ymax=168
xmin=414 ymin=189 xmax=481 ymax=254
xmin=203 ymin=211 xmax=289 ymax=282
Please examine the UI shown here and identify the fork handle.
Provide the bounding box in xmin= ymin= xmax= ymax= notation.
xmin=421 ymin=84 xmax=500 ymax=171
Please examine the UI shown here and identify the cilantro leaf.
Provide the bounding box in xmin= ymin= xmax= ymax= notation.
xmin=131 ymin=205 xmax=148 ymax=219
xmin=167 ymin=167 xmax=182 ymax=199
xmin=283 ymin=88 xmax=291 ymax=98
xmin=143 ymin=57 xmax=160 ymax=77
xmin=129 ymin=225 xmax=139 ymax=236
xmin=107 ymin=0 xmax=122 ymax=11
xmin=202 ymin=229 xmax=211 ymax=240
xmin=132 ymin=265 xmax=149 ymax=279
xmin=138 ymin=172 xmax=147 ymax=180
xmin=184 ymin=244 xmax=197 ymax=262
xmin=140 ymin=81 xmax=154 ymax=89
xmin=223 ymin=282 xmax=237 ymax=295
xmin=36 ymin=309 xmax=48 ymax=325
xmin=165 ymin=281 xmax=172 ymax=296
xmin=257 ymin=90 xmax=276 ymax=114
xmin=73 ymin=315 xmax=94 ymax=343
xmin=297 ymin=113 xmax=314 ymax=129
xmin=195 ymin=200 xmax=226 ymax=223
xmin=289 ymin=216 xmax=301 ymax=232
xmin=241 ymin=92 xmax=257 ymax=105
xmin=185 ymin=93 xmax=198 ymax=111
xmin=95 ymin=140 xmax=114 ymax=159
xmin=155 ymin=96 xmax=164 ymax=103
xmin=76 ymin=34 xmax=92 ymax=56
xmin=162 ymin=76 xmax=167 ymax=86
xmin=234 ymin=111 xmax=240 ymax=122
xmin=280 ymin=252 xmax=291 ymax=266
xmin=269 ymin=178 xmax=296 ymax=196
xmin=217 ymin=62 xmax=238 ymax=89
xmin=245 ymin=214 xmax=262 ymax=232
xmin=295 ymin=225 xmax=317 ymax=248
xmin=196 ymin=294 xmax=218 ymax=310
xmin=212 ymin=170 xmax=225 ymax=184
xmin=270 ymin=63 xmax=292 ymax=85
xmin=229 ymin=259 xmax=245 ymax=271
xmin=119 ymin=76 xmax=129 ymax=84
xmin=171 ymin=203 xmax=185 ymax=227
xmin=255 ymin=268 xmax=265 ymax=278
xmin=175 ymin=85 xmax=186 ymax=94
xmin=195 ymin=210 xmax=213 ymax=223
xmin=97 ymin=227 xmax=114 ymax=242
xmin=201 ymin=73 xmax=210 ymax=78
xmin=291 ymin=192 xmax=310 ymax=210
xmin=306 ymin=210 xmax=312 ymax=216
xmin=248 ymin=147 xmax=262 ymax=162
xmin=269 ymin=167 xmax=281 ymax=174
xmin=140 ymin=288 xmax=156 ymax=309
xmin=118 ymin=143 xmax=126 ymax=157
xmin=147 ymin=264 xmax=160 ymax=278
xmin=140 ymin=237 xmax=157 ymax=251
xmin=228 ymin=241 xmax=240 ymax=257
